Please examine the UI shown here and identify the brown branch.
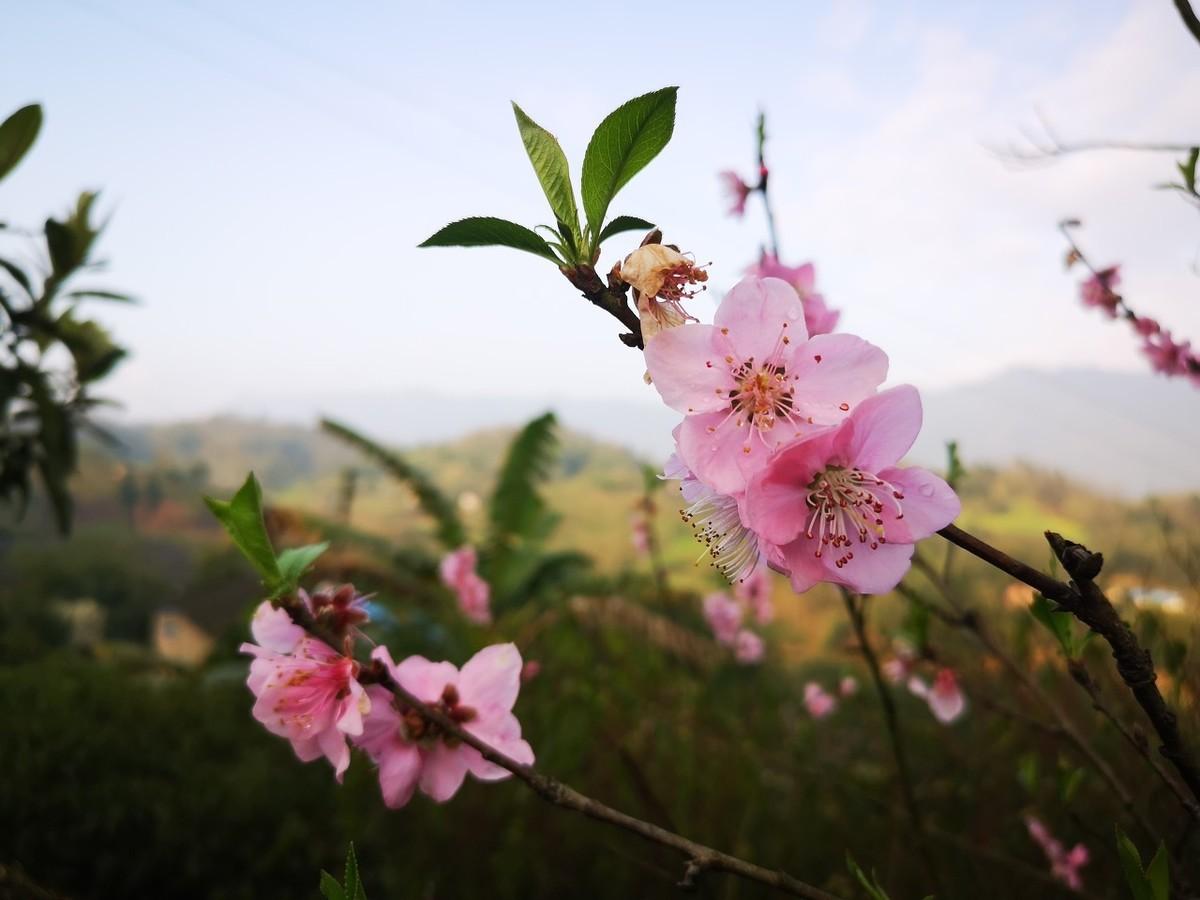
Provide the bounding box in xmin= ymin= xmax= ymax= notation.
xmin=932 ymin=523 xmax=1200 ymax=813
xmin=276 ymin=595 xmax=841 ymax=900
xmin=840 ymin=589 xmax=943 ymax=894
xmin=1176 ymin=0 xmax=1200 ymax=48
xmin=559 ymin=262 xmax=644 ymax=349
xmin=1046 ymin=531 xmax=1200 ymax=811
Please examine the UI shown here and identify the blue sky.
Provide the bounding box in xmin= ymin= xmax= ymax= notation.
xmin=2 ymin=0 xmax=1197 ymax=430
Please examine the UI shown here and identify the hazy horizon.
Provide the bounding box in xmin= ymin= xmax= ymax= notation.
xmin=2 ymin=0 xmax=1199 ymax=425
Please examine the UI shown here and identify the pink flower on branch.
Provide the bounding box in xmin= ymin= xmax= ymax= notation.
xmin=1079 ymin=266 xmax=1121 ymax=318
xmin=439 ymin=546 xmax=492 ymax=625
xmin=668 ymin=449 xmax=762 ymax=584
xmin=747 ymin=253 xmax=841 ymax=336
xmin=1026 ymin=816 xmax=1089 ymax=892
xmin=646 ymin=276 xmax=887 ymax=495
xmin=241 ymin=601 xmax=370 ymax=781
xmin=356 ymin=643 xmax=535 ymax=808
xmin=909 ymin=667 xmax=967 ymax=724
xmin=718 ymin=170 xmax=753 ymax=218
xmin=744 ymin=385 xmax=961 ymax=595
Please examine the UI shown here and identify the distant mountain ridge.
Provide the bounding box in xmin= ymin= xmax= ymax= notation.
xmin=105 ymin=367 xmax=1200 ymax=497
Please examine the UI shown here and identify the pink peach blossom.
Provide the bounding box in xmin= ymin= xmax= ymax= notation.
xmin=703 ymin=592 xmax=743 ymax=646
xmin=734 ymin=628 xmax=765 ymax=664
xmin=355 ymin=643 xmax=534 ymax=807
xmin=439 ymin=546 xmax=492 ymax=625
xmin=520 ymin=659 xmax=542 ymax=683
xmin=619 ymin=244 xmax=706 ymax=342
xmin=744 ymin=385 xmax=961 ymax=595
xmin=719 ymin=170 xmax=752 ymax=218
xmin=747 ymin=253 xmax=841 ymax=336
xmin=1026 ymin=816 xmax=1089 ymax=892
xmin=839 ymin=675 xmax=858 ymax=697
xmin=1080 ymin=266 xmax=1120 ymax=318
xmin=1142 ymin=328 xmax=1199 ymax=380
xmin=803 ymin=681 xmax=837 ymax=719
xmin=646 ymin=276 xmax=888 ymax=495
xmin=241 ymin=602 xmax=369 ymax=781
xmin=630 ymin=513 xmax=651 ymax=555
xmin=909 ymin=667 xmax=967 ymax=723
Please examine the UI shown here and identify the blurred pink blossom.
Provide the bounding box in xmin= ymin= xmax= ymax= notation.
xmin=1142 ymin=328 xmax=1200 ymax=382
xmin=744 ymin=386 xmax=961 ymax=595
xmin=718 ymin=170 xmax=752 ymax=217
xmin=909 ymin=668 xmax=967 ymax=724
xmin=734 ymin=563 xmax=774 ymax=625
xmin=630 ymin=513 xmax=651 ymax=555
xmin=703 ymin=592 xmax=743 ymax=646
xmin=839 ymin=675 xmax=858 ymax=697
xmin=520 ymin=660 xmax=542 ymax=683
xmin=439 ymin=546 xmax=492 ymax=625
xmin=355 ymin=643 xmax=534 ymax=808
xmin=1026 ymin=816 xmax=1089 ymax=892
xmin=734 ymin=629 xmax=765 ymax=664
xmin=803 ymin=681 xmax=837 ymax=719
xmin=241 ymin=601 xmax=369 ymax=781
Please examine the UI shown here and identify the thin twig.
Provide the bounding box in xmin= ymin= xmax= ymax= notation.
xmin=1067 ymin=659 xmax=1200 ymax=823
xmin=840 ymin=589 xmax=943 ymax=894
xmin=933 ymin=523 xmax=1200 ymax=813
xmin=278 ymin=596 xmax=843 ymax=900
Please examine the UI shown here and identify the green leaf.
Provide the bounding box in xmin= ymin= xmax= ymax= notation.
xmin=488 ymin=411 xmax=557 ymax=550
xmin=276 ymin=542 xmax=329 ymax=592
xmin=580 ymin=87 xmax=677 ymax=238
xmin=1177 ymin=147 xmax=1198 ymax=194
xmin=1060 ymin=766 xmax=1086 ymax=803
xmin=1030 ymin=594 xmax=1077 ymax=658
xmin=54 ymin=313 xmax=126 ymax=382
xmin=64 ymin=289 xmax=137 ymax=303
xmin=321 ymin=418 xmax=466 ymax=549
xmin=845 ymin=852 xmax=892 ymax=900
xmin=0 ymin=258 xmax=33 ymax=297
xmin=1145 ymin=842 xmax=1169 ymax=900
xmin=1016 ymin=751 xmax=1039 ymax=793
xmin=319 ymin=870 xmax=345 ymax=900
xmin=1115 ymin=826 xmax=1152 ymax=900
xmin=343 ymin=843 xmax=362 ymax=900
xmin=596 ymin=215 xmax=656 ymax=246
xmin=0 ymin=104 xmax=42 ymax=183
xmin=512 ymin=103 xmax=579 ymax=246
xmin=419 ymin=217 xmax=559 ymax=263
xmin=944 ymin=440 xmax=965 ymax=490
xmin=203 ymin=473 xmax=282 ymax=585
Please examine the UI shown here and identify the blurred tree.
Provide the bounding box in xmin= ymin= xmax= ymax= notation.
xmin=0 ymin=104 xmax=132 ymax=533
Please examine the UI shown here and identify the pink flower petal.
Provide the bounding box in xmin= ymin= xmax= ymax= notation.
xmin=419 ymin=742 xmax=470 ymax=803
xmin=643 ymin=324 xmax=734 ymax=415
xmin=840 ymin=385 xmax=923 ymax=472
xmin=788 ymin=333 xmax=889 ymax=424
xmin=380 ymin=648 xmax=460 ymax=704
xmin=876 ymin=466 xmax=961 ymax=542
xmin=250 ymin=602 xmax=305 ymax=654
xmin=458 ymin=643 xmax=522 ymax=716
xmin=377 ymin=741 xmax=422 ymax=808
xmin=714 ymin=277 xmax=810 ymax=363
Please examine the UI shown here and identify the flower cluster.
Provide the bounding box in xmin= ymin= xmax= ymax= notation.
xmin=648 ymin=275 xmax=960 ymax=596
xmin=1026 ymin=816 xmax=1089 ymax=892
xmin=1077 ymin=266 xmax=1199 ymax=386
xmin=883 ymin=643 xmax=967 ymax=724
xmin=440 ymin=546 xmax=492 ymax=625
xmin=241 ymin=590 xmax=532 ymax=808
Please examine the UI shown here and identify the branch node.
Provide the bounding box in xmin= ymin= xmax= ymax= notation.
xmin=1045 ymin=531 xmax=1103 ymax=581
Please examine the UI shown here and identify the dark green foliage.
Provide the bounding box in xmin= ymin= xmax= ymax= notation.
xmin=321 ymin=418 xmax=466 ymax=549
xmin=487 ymin=412 xmax=558 ymax=554
xmin=0 ymin=108 xmax=130 ymax=533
